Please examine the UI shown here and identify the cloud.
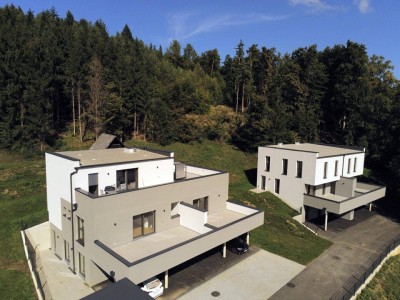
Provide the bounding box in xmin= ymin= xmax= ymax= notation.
xmin=289 ymin=0 xmax=336 ymax=13
xmin=167 ymin=12 xmax=288 ymax=42
xmin=354 ymin=0 xmax=373 ymax=14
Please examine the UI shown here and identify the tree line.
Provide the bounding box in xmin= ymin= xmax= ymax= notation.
xmin=1 ymin=5 xmax=400 ymax=187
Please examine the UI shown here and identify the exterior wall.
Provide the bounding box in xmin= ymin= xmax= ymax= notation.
xmin=341 ymin=153 xmax=365 ymax=178
xmin=74 ymin=158 xmax=175 ymax=195
xmin=314 ymin=156 xmax=343 ymax=185
xmin=257 ymin=147 xmax=317 ymax=210
xmin=178 ymin=203 xmax=211 ymax=234
xmin=335 ymin=177 xmax=357 ymax=198
xmin=45 ymin=153 xmax=80 ymax=230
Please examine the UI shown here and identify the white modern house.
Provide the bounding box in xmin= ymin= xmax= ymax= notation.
xmin=257 ymin=143 xmax=386 ymax=230
xmin=45 ymin=146 xmax=264 ymax=288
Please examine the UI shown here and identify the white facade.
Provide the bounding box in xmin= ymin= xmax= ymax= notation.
xmin=256 ymin=143 xmax=367 ymax=214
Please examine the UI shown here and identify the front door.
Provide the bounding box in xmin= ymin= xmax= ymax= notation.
xmin=261 ymin=176 xmax=266 ymax=190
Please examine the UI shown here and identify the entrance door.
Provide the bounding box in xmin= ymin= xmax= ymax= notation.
xmin=261 ymin=176 xmax=266 ymax=190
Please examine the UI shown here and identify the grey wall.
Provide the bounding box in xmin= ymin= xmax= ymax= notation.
xmin=335 ymin=177 xmax=356 ymax=198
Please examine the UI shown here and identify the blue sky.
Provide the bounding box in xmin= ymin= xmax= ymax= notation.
xmin=3 ymin=0 xmax=399 ymax=78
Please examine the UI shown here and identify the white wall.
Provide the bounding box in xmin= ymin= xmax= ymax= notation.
xmin=45 ymin=153 xmax=80 ymax=230
xmin=314 ymin=156 xmax=343 ymax=185
xmin=178 ymin=203 xmax=212 ymax=234
xmin=74 ymin=158 xmax=175 ymax=194
xmin=186 ymin=166 xmax=220 ymax=176
xmin=341 ymin=153 xmax=365 ymax=178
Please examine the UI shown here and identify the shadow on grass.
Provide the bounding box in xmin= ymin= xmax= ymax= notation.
xmin=244 ymin=168 xmax=257 ymax=186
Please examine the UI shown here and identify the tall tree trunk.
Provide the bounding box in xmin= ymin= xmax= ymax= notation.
xmin=77 ymin=81 xmax=82 ymax=143
xmin=72 ymin=84 xmax=76 ymax=136
xmin=134 ymin=110 xmax=137 ymax=139
xmin=241 ymin=83 xmax=245 ymax=113
xmin=235 ymin=83 xmax=239 ymax=114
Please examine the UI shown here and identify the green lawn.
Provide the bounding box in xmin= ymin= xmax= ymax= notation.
xmin=357 ymin=255 xmax=400 ymax=300
xmin=0 ymin=139 xmax=332 ymax=298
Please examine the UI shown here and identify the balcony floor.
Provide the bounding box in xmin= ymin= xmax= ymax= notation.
xmin=207 ymin=210 xmax=245 ymax=228
xmin=318 ymin=193 xmax=348 ymax=202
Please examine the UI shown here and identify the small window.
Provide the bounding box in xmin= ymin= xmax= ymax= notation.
xmin=77 ymin=216 xmax=84 ymax=246
xmin=334 ymin=160 xmax=339 ymax=176
xmin=323 ymin=162 xmax=328 ymax=179
xmin=265 ymin=156 xmax=270 ymax=172
xmin=282 ymin=159 xmax=288 ymax=175
xmin=275 ymin=179 xmax=280 ymax=194
xmin=79 ymin=252 xmax=85 ymax=278
xmin=88 ymin=173 xmax=98 ymax=195
xmin=171 ymin=202 xmax=179 ymax=218
xmin=322 ymin=184 xmax=326 ymax=195
xmin=354 ymin=157 xmax=357 ymax=172
xmin=296 ymin=161 xmax=303 ymax=178
xmin=347 ymin=158 xmax=351 ymax=174
xmin=64 ymin=240 xmax=70 ymax=262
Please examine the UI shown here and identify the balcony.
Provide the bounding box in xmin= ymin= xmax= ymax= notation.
xmin=304 ymin=182 xmax=386 ymax=215
xmin=92 ymin=202 xmax=264 ymax=284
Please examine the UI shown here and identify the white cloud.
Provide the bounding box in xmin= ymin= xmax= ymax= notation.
xmin=167 ymin=12 xmax=288 ymax=42
xmin=354 ymin=0 xmax=373 ymax=14
xmin=289 ymin=0 xmax=336 ymax=13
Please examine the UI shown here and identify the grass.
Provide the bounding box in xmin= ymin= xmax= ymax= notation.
xmin=0 ymin=138 xmax=332 ymax=298
xmin=357 ymin=255 xmax=400 ymax=300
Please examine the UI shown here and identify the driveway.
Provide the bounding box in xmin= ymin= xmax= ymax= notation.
xmin=160 ymin=246 xmax=304 ymax=300
xmin=269 ymin=209 xmax=400 ymax=300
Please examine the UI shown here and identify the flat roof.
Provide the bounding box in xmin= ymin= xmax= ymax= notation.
xmin=54 ymin=148 xmax=170 ymax=166
xmin=266 ymin=143 xmax=364 ymax=158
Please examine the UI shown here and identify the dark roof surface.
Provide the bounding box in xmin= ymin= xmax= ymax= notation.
xmin=90 ymin=133 xmax=124 ymax=150
xmin=81 ymin=278 xmax=152 ymax=300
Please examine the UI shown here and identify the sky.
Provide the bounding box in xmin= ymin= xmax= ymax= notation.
xmin=2 ymin=0 xmax=399 ymax=78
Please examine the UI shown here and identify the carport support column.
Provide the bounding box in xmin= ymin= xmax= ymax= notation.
xmin=165 ymin=270 xmax=168 ymax=289
xmin=324 ymin=209 xmax=328 ymax=231
xmin=369 ymin=203 xmax=372 ymax=211
xmin=246 ymin=232 xmax=250 ymax=245
xmin=223 ymin=242 xmax=226 ymax=258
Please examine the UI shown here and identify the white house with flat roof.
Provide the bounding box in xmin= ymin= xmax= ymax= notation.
xmin=46 ymin=146 xmax=264 ymax=289
xmin=257 ymin=143 xmax=386 ymax=230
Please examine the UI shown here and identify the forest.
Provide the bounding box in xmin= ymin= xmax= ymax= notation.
xmin=0 ymin=5 xmax=400 ymax=200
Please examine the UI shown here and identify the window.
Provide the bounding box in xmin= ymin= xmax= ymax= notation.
xmin=133 ymin=211 xmax=155 ymax=239
xmin=88 ymin=173 xmax=98 ymax=195
xmin=171 ymin=202 xmax=179 ymax=218
xmin=265 ymin=156 xmax=270 ymax=172
xmin=282 ymin=159 xmax=288 ymax=175
xmin=52 ymin=230 xmax=56 ymax=252
xmin=306 ymin=184 xmax=316 ymax=196
xmin=323 ymin=162 xmax=328 ymax=179
xmin=275 ymin=179 xmax=280 ymax=194
xmin=77 ymin=216 xmax=84 ymax=246
xmin=296 ymin=161 xmax=303 ymax=178
xmin=261 ymin=176 xmax=266 ymax=190
xmin=347 ymin=158 xmax=351 ymax=174
xmin=79 ymin=252 xmax=85 ymax=278
xmin=64 ymin=240 xmax=70 ymax=262
xmin=354 ymin=157 xmax=357 ymax=172
xmin=322 ymin=184 xmax=326 ymax=195
xmin=193 ymin=197 xmax=208 ymax=211
xmin=117 ymin=168 xmax=138 ymax=191
xmin=334 ymin=160 xmax=339 ymax=176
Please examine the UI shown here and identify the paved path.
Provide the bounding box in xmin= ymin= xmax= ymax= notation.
xmin=269 ymin=209 xmax=400 ymax=300
xmin=178 ymin=249 xmax=304 ymax=300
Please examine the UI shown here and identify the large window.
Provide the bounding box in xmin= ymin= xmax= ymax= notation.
xmin=275 ymin=179 xmax=280 ymax=194
xmin=265 ymin=156 xmax=270 ymax=172
xmin=334 ymin=160 xmax=339 ymax=176
xmin=64 ymin=240 xmax=70 ymax=262
xmin=296 ymin=161 xmax=303 ymax=178
xmin=117 ymin=168 xmax=138 ymax=191
xmin=323 ymin=162 xmax=328 ymax=179
xmin=193 ymin=197 xmax=208 ymax=211
xmin=133 ymin=211 xmax=155 ymax=239
xmin=77 ymin=216 xmax=84 ymax=246
xmin=79 ymin=252 xmax=85 ymax=278
xmin=282 ymin=159 xmax=288 ymax=175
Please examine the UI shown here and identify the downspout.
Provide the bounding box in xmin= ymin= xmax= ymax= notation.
xmin=70 ymin=168 xmax=78 ymax=274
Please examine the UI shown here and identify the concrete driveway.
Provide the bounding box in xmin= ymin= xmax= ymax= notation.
xmin=269 ymin=209 xmax=400 ymax=300
xmin=159 ymin=246 xmax=304 ymax=300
